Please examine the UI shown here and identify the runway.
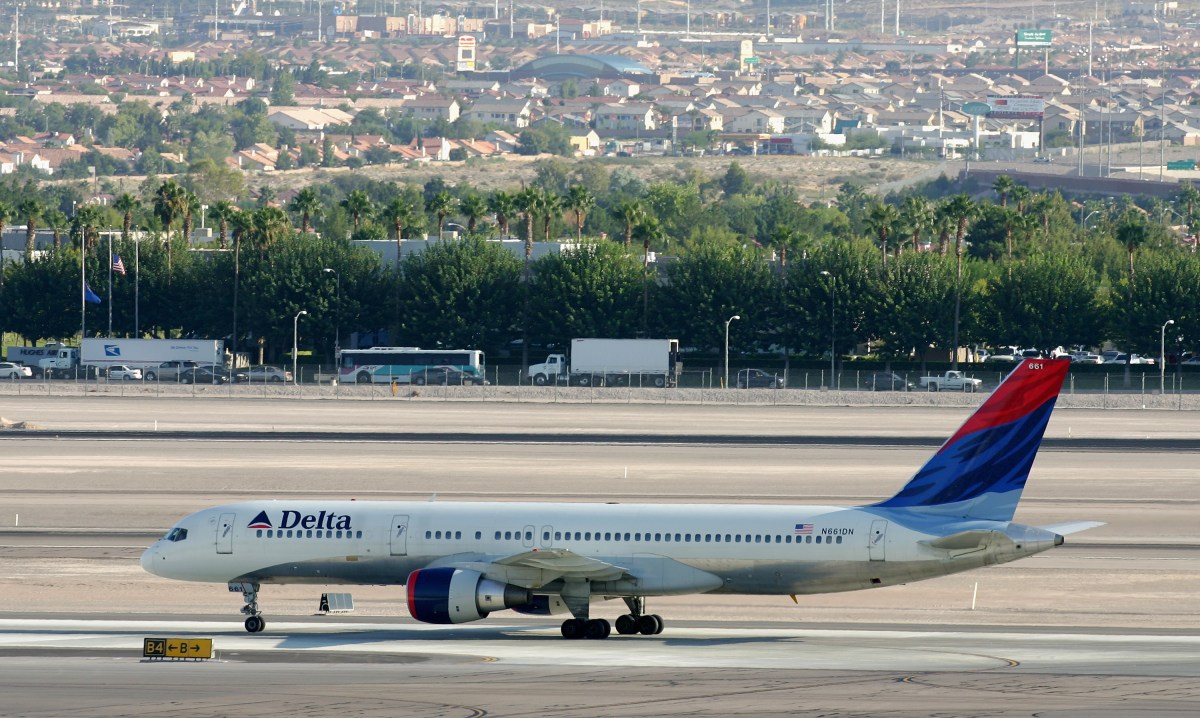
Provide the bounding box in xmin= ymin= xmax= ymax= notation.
xmin=1 ymin=396 xmax=1198 ymax=715
xmin=1 ymin=617 xmax=1198 ymax=717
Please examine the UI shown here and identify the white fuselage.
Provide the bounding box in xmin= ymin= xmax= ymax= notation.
xmin=141 ymin=500 xmax=1060 ymax=598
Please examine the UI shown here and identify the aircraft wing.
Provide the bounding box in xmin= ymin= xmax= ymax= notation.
xmin=431 ymin=549 xmax=631 ymax=589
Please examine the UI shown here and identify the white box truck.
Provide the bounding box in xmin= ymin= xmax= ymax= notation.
xmin=81 ymin=338 xmax=226 ymax=379
xmin=527 ymin=338 xmax=681 ymax=387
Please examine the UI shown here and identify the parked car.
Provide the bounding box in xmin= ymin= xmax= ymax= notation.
xmin=412 ymin=365 xmax=487 ymax=386
xmin=144 ymin=360 xmax=201 ymax=382
xmin=106 ymin=365 xmax=143 ymax=381
xmin=1106 ymin=353 xmax=1154 ymax=365
xmin=179 ymin=365 xmax=231 ymax=384
xmin=862 ymin=372 xmax=914 ymax=391
xmin=235 ymin=366 xmax=292 ymax=383
xmin=735 ymin=368 xmax=784 ymax=389
xmin=1071 ymin=353 xmax=1104 ymax=365
xmin=0 ymin=362 xmax=33 ymax=379
xmin=1182 ymin=355 xmax=1200 ymax=366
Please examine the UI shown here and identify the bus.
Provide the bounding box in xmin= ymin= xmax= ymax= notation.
xmin=339 ymin=347 xmax=487 ymax=385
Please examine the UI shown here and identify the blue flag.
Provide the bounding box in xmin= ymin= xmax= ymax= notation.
xmin=84 ymin=282 xmax=101 ymax=304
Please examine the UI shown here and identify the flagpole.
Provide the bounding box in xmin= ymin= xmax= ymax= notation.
xmin=80 ymin=228 xmax=86 ymax=343
xmin=107 ymin=231 xmax=112 ymax=336
xmin=134 ymin=227 xmax=139 ymax=337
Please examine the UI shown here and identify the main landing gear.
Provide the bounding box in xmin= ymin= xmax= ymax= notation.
xmin=232 ymin=581 xmax=266 ymax=633
xmin=558 ymin=596 xmax=664 ymax=640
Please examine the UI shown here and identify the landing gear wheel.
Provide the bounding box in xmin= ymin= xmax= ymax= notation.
xmin=560 ymin=618 xmax=586 ymax=639
xmin=636 ymin=614 xmax=663 ymax=635
xmin=615 ymin=614 xmax=638 ymax=635
xmin=244 ymin=615 xmax=265 ymax=633
xmin=585 ymin=619 xmax=611 ymax=639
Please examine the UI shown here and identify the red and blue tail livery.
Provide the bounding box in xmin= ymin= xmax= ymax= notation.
xmin=875 ymin=359 xmax=1071 ymax=521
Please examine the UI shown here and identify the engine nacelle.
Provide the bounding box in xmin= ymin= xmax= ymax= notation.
xmin=509 ymin=594 xmax=572 ymax=616
xmin=406 ymin=568 xmax=532 ymax=624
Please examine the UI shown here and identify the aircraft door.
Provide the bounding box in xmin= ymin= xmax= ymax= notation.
xmin=522 ymin=524 xmax=535 ymax=548
xmin=540 ymin=525 xmax=554 ymax=548
xmin=869 ymin=519 xmax=888 ymax=561
xmin=216 ymin=513 xmax=235 ymax=554
xmin=390 ymin=514 xmax=410 ymax=556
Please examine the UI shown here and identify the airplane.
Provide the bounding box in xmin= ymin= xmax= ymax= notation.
xmin=142 ymin=358 xmax=1100 ymax=640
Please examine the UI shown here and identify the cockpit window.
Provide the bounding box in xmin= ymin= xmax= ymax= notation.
xmin=165 ymin=528 xmax=188 ymax=542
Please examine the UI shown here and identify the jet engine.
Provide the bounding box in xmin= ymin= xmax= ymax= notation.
xmin=406 ymin=568 xmax=532 ymax=624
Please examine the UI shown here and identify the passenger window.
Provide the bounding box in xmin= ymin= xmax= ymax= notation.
xmin=725 ymin=534 xmax=732 ymax=542
xmin=705 ymin=534 xmax=712 ymax=542
xmin=674 ymin=533 xmax=681 ymax=542
xmin=455 ymin=531 xmax=461 ymax=540
xmin=714 ymin=534 xmax=721 ymax=542
xmin=524 ymin=531 xmax=532 ymax=541
xmin=475 ymin=531 xmax=482 ymax=539
xmin=664 ymin=534 xmax=672 ymax=542
xmin=685 ymin=534 xmax=691 ymax=542
xmin=786 ymin=536 xmax=792 ymax=544
xmin=654 ymin=533 xmax=662 ymax=541
xmin=494 ymin=531 xmax=501 ymax=540
xmin=575 ymin=532 xmax=581 ymax=540
xmin=614 ymin=533 xmax=621 ymax=542
xmin=624 ymin=533 xmax=631 ymax=541
xmin=504 ymin=531 xmax=512 ymax=540
xmin=816 ymin=536 xmax=822 ymax=544
xmin=544 ymin=531 xmax=551 ymax=541
xmin=257 ymin=530 xmax=264 ymax=538
xmin=356 ymin=531 xmax=363 ymax=538
xmin=585 ymin=532 xmax=592 ymax=541
xmin=836 ymin=535 xmax=843 ymax=544
xmin=635 ymin=533 xmax=642 ymax=541
xmin=735 ymin=535 xmax=742 ymax=543
xmin=425 ymin=531 xmax=432 ymax=539
xmin=806 ymin=536 xmax=812 ymax=544
xmin=435 ymin=531 xmax=442 ymax=539
xmin=337 ymin=531 xmax=343 ymax=539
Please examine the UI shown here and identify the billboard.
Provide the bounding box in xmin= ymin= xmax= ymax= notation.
xmin=1015 ymin=29 xmax=1052 ymax=47
xmin=986 ymin=95 xmax=1045 ymax=119
xmin=456 ymin=35 xmax=476 ymax=72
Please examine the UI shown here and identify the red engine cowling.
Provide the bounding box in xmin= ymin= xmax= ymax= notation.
xmin=406 ymin=568 xmax=532 ymax=624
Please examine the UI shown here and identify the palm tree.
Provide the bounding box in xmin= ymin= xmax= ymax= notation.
xmin=538 ymin=189 xmax=561 ymax=241
xmin=1116 ymin=209 xmax=1149 ymax=277
xmin=287 ymin=187 xmax=323 ymax=235
xmin=1178 ymin=181 xmax=1200 ymax=233
xmin=944 ymin=194 xmax=977 ymax=258
xmin=18 ymin=197 xmax=42 ymax=259
xmin=181 ymin=190 xmax=200 ymax=244
xmin=514 ymin=186 xmax=540 ymax=258
xmin=246 ymin=206 xmax=293 ymax=260
xmin=613 ymin=200 xmax=645 ymax=248
xmin=426 ymin=190 xmax=458 ymax=241
xmin=340 ymin=189 xmax=373 ymax=231
xmin=113 ymin=193 xmax=138 ymax=243
xmin=992 ymin=175 xmax=1016 ymax=208
xmin=1011 ymin=185 xmax=1033 ymax=215
xmin=45 ymin=209 xmax=68 ymax=250
xmin=899 ymin=195 xmax=933 ymax=254
xmin=73 ymin=204 xmax=104 ymax=253
xmin=865 ymin=201 xmax=900 ymax=265
xmin=459 ymin=192 xmax=488 ymax=234
xmin=0 ymin=200 xmax=9 ymax=288
xmin=208 ymin=201 xmax=238 ymax=250
xmin=563 ymin=185 xmax=595 ymax=241
xmin=487 ymin=190 xmax=517 ymax=237
xmin=153 ymin=179 xmax=187 ymax=280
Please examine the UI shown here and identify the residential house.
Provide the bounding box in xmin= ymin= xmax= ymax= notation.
xmin=594 ymin=103 xmax=658 ymax=132
xmin=267 ymin=107 xmax=355 ymax=132
xmin=401 ymin=96 xmax=461 ymax=123
xmin=463 ymin=98 xmax=533 ymax=128
xmin=719 ymin=107 xmax=786 ymax=134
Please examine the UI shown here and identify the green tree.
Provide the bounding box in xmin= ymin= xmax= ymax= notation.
xmin=399 ymin=237 xmax=522 ymax=356
xmin=208 ymin=200 xmax=238 ymax=251
xmin=899 ymin=195 xmax=934 ymax=254
xmin=287 ymin=187 xmax=323 ymax=235
xmin=563 ymin=184 xmax=595 ymax=241
xmin=459 ymin=192 xmax=488 ymax=234
xmin=1115 ymin=208 xmax=1150 ymax=277
xmin=528 ymin=242 xmax=644 ymax=353
xmin=720 ymin=162 xmax=749 ymax=197
xmin=426 ymin=190 xmax=458 ymax=241
xmin=865 ymin=202 xmax=901 ymax=265
xmin=113 ymin=193 xmax=138 ymax=243
xmin=18 ymin=197 xmax=42 ymax=258
xmin=613 ymin=200 xmax=644 ymax=249
xmin=992 ymin=175 xmax=1016 ymax=208
xmin=340 ymin=189 xmax=373 ymax=231
xmin=871 ymin=251 xmax=959 ymax=368
xmin=488 ymin=190 xmax=517 ymax=237
xmin=980 ymin=252 xmax=1105 ymax=351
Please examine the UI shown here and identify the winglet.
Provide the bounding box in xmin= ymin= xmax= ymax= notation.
xmin=874 ymin=358 xmax=1070 ymax=521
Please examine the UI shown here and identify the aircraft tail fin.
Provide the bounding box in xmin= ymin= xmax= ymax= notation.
xmin=874 ymin=358 xmax=1070 ymax=521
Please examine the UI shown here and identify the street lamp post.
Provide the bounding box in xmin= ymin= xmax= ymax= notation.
xmin=724 ymin=314 xmax=740 ymax=388
xmin=323 ymin=268 xmax=340 ymax=357
xmin=446 ymin=222 xmax=468 ymax=237
xmin=820 ymin=271 xmax=835 ymax=387
xmin=1161 ymin=318 xmax=1175 ymax=394
xmin=293 ymin=310 xmax=307 ymax=385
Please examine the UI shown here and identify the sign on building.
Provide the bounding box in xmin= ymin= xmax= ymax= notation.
xmin=986 ymin=95 xmax=1045 ymax=119
xmin=1015 ymin=29 xmax=1052 ymax=47
xmin=456 ymin=35 xmax=476 ymax=72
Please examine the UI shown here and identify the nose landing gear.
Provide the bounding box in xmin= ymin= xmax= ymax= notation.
xmin=231 ymin=581 xmax=266 ymax=633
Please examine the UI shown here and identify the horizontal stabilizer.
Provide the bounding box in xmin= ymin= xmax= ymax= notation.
xmin=1036 ymin=521 xmax=1105 ymax=536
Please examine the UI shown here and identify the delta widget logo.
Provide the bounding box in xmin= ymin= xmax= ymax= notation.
xmin=246 ymin=509 xmax=353 ymax=531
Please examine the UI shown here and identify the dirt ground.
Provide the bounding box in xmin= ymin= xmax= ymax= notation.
xmin=238 ymin=154 xmax=949 ymax=201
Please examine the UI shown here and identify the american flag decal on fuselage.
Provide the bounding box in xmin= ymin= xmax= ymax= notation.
xmin=794 ymin=523 xmax=813 ymax=535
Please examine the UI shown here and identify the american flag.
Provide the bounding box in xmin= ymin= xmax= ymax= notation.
xmin=112 ymin=254 xmax=126 ymax=276
xmin=794 ymin=523 xmax=813 ymax=535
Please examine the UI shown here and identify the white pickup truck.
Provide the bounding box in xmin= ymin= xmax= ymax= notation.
xmin=918 ymin=370 xmax=983 ymax=392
